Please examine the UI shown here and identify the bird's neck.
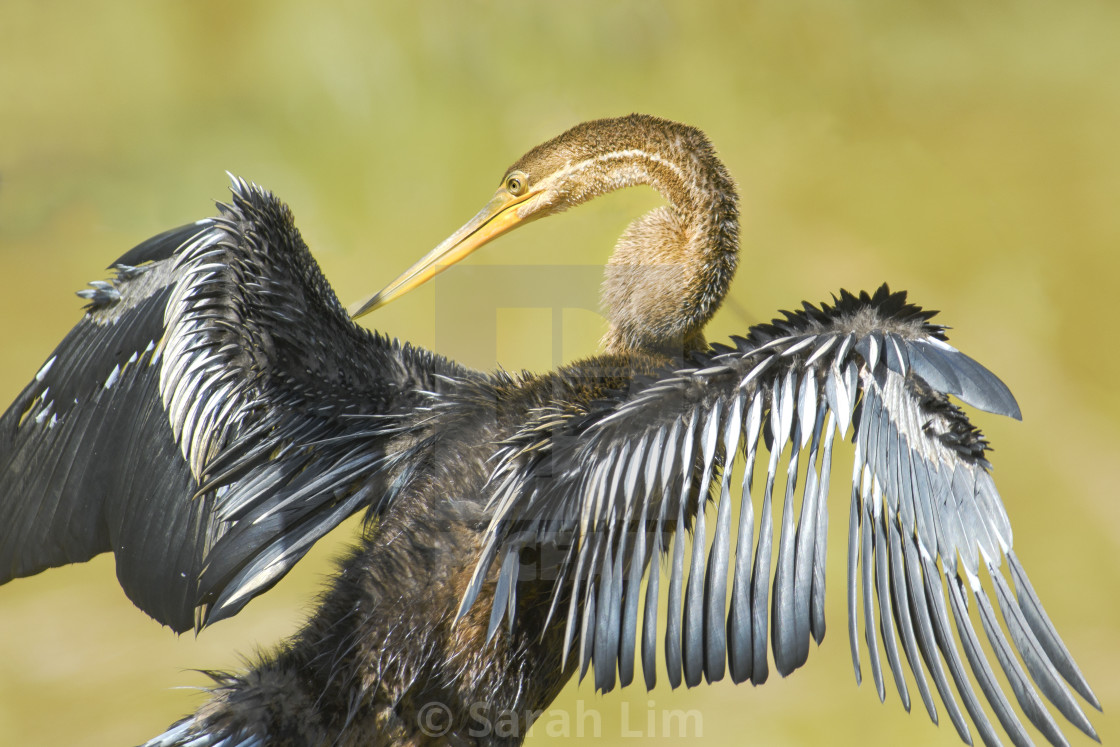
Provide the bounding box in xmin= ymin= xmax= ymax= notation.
xmin=596 ymin=143 xmax=739 ymax=358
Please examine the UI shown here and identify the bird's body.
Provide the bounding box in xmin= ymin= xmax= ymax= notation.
xmin=0 ymin=115 xmax=1101 ymax=746
xmin=176 ymin=353 xmax=676 ymax=745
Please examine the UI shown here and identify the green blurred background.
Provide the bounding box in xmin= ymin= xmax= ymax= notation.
xmin=1 ymin=1 xmax=1117 ymax=744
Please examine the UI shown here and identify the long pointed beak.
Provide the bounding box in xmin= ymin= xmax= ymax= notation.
xmin=349 ymin=189 xmax=540 ymax=319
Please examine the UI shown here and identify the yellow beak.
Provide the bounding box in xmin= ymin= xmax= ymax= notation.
xmin=349 ymin=188 xmax=540 ymax=319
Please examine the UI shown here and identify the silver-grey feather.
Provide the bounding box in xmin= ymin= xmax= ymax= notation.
xmin=144 ymin=719 xmax=264 ymax=747
xmin=461 ymin=288 xmax=1100 ymax=747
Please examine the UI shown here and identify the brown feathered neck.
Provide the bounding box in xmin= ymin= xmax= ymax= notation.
xmin=507 ymin=114 xmax=740 ymax=357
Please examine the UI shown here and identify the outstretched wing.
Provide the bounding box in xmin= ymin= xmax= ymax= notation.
xmin=0 ymin=177 xmax=461 ymax=632
xmin=465 ymin=286 xmax=1099 ymax=747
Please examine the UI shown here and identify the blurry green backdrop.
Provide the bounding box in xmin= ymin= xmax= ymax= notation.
xmin=1 ymin=1 xmax=1117 ymax=745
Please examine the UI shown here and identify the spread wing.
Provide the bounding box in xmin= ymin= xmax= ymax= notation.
xmin=465 ymin=286 xmax=1100 ymax=747
xmin=0 ymin=177 xmax=460 ymax=631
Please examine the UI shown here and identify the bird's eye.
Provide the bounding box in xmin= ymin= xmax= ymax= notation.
xmin=505 ymin=172 xmax=527 ymax=196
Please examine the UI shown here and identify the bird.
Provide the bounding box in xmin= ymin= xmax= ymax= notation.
xmin=0 ymin=114 xmax=1100 ymax=746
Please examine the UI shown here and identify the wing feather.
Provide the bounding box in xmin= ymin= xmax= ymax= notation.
xmin=683 ymin=400 xmax=721 ymax=687
xmin=809 ymin=411 xmax=834 ymax=644
xmin=948 ymin=574 xmax=1035 ymax=747
xmin=727 ymin=391 xmax=762 ymax=683
xmin=703 ymin=393 xmax=741 ymax=682
xmin=772 ymin=374 xmax=805 ymax=677
xmin=902 ymin=523 xmax=974 ymax=744
xmin=750 ymin=408 xmax=779 ymax=685
xmin=461 ymin=286 xmax=1097 ymax=746
xmin=0 ymin=179 xmax=460 ymax=631
xmin=664 ymin=412 xmax=696 ymax=688
xmin=886 ymin=506 xmax=938 ymax=722
xmin=860 ymin=466 xmax=886 ymax=702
